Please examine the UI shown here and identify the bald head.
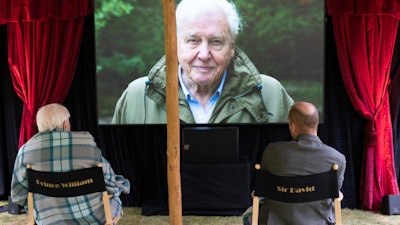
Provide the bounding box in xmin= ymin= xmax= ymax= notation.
xmin=288 ymin=102 xmax=319 ymax=137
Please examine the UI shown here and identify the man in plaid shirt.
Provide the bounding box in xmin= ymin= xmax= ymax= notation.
xmin=11 ymin=103 xmax=130 ymax=224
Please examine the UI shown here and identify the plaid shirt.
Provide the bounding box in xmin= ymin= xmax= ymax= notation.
xmin=11 ymin=130 xmax=130 ymax=225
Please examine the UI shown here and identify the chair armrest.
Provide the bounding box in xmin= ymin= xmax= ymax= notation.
xmin=251 ymin=190 xmax=255 ymax=199
xmin=338 ymin=191 xmax=344 ymax=201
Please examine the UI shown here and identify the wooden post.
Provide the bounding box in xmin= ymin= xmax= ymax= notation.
xmin=161 ymin=0 xmax=182 ymax=225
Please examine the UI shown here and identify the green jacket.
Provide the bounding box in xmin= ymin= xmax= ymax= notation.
xmin=112 ymin=48 xmax=294 ymax=124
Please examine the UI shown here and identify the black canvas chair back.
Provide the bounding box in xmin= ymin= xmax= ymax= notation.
xmin=251 ymin=164 xmax=343 ymax=225
xmin=26 ymin=163 xmax=113 ymax=225
xmin=27 ymin=166 xmax=105 ymax=197
xmin=253 ymin=168 xmax=339 ymax=203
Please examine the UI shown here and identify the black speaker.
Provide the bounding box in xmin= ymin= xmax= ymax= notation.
xmin=382 ymin=194 xmax=400 ymax=215
xmin=7 ymin=196 xmax=24 ymax=215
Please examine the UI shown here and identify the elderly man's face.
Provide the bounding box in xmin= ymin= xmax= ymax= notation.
xmin=177 ymin=12 xmax=235 ymax=87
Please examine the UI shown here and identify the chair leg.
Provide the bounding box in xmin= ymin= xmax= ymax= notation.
xmin=102 ymin=191 xmax=113 ymax=225
xmin=252 ymin=196 xmax=260 ymax=225
xmin=334 ymin=198 xmax=342 ymax=225
xmin=27 ymin=192 xmax=35 ymax=225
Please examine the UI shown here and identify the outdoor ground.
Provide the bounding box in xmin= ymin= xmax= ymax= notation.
xmin=1 ymin=201 xmax=400 ymax=225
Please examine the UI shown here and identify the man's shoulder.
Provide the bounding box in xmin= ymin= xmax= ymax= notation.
xmin=267 ymin=140 xmax=292 ymax=147
xmin=312 ymin=139 xmax=345 ymax=160
xmin=263 ymin=141 xmax=293 ymax=155
xmin=69 ymin=131 xmax=99 ymax=145
xmin=116 ymin=76 xmax=150 ymax=102
xmin=70 ymin=131 xmax=94 ymax=138
xmin=259 ymin=74 xmax=285 ymax=88
xmin=267 ymin=138 xmax=344 ymax=158
xmin=309 ymin=140 xmax=347 ymax=167
xmin=126 ymin=76 xmax=149 ymax=91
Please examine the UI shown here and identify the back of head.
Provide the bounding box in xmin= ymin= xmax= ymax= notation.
xmin=288 ymin=102 xmax=319 ymax=135
xmin=176 ymin=0 xmax=243 ymax=39
xmin=36 ymin=103 xmax=70 ymax=132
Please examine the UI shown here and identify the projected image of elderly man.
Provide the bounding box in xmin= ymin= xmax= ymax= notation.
xmin=112 ymin=0 xmax=294 ymax=124
xmin=11 ymin=103 xmax=130 ymax=224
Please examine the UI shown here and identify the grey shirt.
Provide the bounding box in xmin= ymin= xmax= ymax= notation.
xmin=259 ymin=134 xmax=346 ymax=225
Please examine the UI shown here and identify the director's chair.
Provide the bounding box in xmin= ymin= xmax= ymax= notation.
xmin=27 ymin=163 xmax=113 ymax=225
xmin=251 ymin=164 xmax=343 ymax=225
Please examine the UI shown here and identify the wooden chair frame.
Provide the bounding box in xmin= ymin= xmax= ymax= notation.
xmin=251 ymin=164 xmax=343 ymax=225
xmin=27 ymin=163 xmax=113 ymax=225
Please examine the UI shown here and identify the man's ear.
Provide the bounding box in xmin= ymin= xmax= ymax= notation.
xmin=62 ymin=120 xmax=71 ymax=131
xmin=230 ymin=40 xmax=236 ymax=58
xmin=289 ymin=121 xmax=298 ymax=134
xmin=288 ymin=121 xmax=295 ymax=130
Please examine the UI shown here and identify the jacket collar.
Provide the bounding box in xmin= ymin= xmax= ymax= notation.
xmin=295 ymin=134 xmax=322 ymax=143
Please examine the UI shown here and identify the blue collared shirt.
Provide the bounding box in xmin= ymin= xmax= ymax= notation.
xmin=179 ymin=65 xmax=226 ymax=123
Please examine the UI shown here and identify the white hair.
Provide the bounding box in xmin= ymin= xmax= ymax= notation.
xmin=176 ymin=0 xmax=243 ymax=40
xmin=36 ymin=103 xmax=70 ymax=132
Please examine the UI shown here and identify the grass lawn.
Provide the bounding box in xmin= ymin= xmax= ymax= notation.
xmin=2 ymin=200 xmax=400 ymax=225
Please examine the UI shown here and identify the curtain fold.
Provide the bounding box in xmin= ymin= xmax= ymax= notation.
xmin=326 ymin=0 xmax=400 ymax=18
xmin=327 ymin=0 xmax=400 ymax=211
xmin=389 ymin=29 xmax=400 ymax=188
xmin=4 ymin=0 xmax=93 ymax=147
xmin=0 ymin=0 xmax=93 ymax=24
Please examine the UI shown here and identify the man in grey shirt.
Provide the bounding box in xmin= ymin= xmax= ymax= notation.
xmin=243 ymin=101 xmax=346 ymax=225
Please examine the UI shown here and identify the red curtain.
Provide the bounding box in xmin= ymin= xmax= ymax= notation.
xmin=327 ymin=0 xmax=400 ymax=211
xmin=0 ymin=0 xmax=93 ymax=147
